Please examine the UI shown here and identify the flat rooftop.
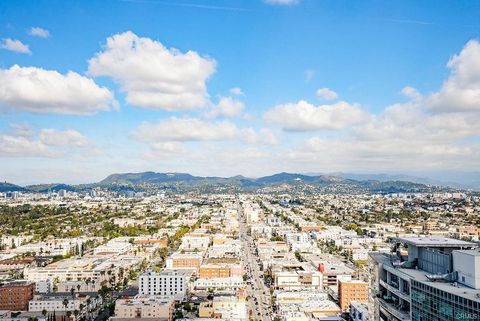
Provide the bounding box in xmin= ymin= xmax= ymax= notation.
xmin=370 ymin=252 xmax=480 ymax=303
xmin=393 ymin=236 xmax=476 ymax=248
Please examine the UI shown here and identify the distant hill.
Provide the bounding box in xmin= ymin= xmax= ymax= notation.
xmin=100 ymin=172 xmax=204 ymax=185
xmin=95 ymin=171 xmax=448 ymax=194
xmin=0 ymin=182 xmax=27 ymax=192
xmin=1 ymin=171 xmax=457 ymax=195
xmin=26 ymin=183 xmax=78 ymax=193
xmin=329 ymin=172 xmax=446 ymax=186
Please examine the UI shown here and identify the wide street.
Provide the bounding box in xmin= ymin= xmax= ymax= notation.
xmin=238 ymin=201 xmax=273 ymax=321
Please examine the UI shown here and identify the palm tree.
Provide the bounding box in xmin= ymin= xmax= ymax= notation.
xmin=62 ymin=299 xmax=69 ymax=310
xmin=85 ymin=299 xmax=91 ymax=320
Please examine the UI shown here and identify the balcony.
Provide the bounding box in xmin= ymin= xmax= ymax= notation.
xmin=377 ymin=297 xmax=410 ymax=321
xmin=379 ymin=279 xmax=411 ymax=302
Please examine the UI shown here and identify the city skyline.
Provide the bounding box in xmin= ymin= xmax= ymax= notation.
xmin=1 ymin=0 xmax=480 ymax=184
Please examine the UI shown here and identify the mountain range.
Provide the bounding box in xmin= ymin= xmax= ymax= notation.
xmin=0 ymin=171 xmax=461 ymax=194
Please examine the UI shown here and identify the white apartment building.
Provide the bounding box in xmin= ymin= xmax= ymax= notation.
xmin=194 ymin=276 xmax=245 ymax=290
xmin=179 ymin=236 xmax=210 ymax=252
xmin=28 ymin=295 xmax=83 ymax=312
xmin=35 ymin=279 xmax=52 ymax=294
xmin=93 ymin=238 xmax=133 ymax=254
xmin=138 ymin=270 xmax=189 ymax=300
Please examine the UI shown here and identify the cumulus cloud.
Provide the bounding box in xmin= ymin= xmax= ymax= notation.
xmin=1 ymin=38 xmax=31 ymax=54
xmin=262 ymin=40 xmax=480 ymax=172
xmin=144 ymin=142 xmax=187 ymax=160
xmin=427 ymin=40 xmax=480 ymax=113
xmin=206 ymin=96 xmax=245 ymax=118
xmin=0 ymin=134 xmax=50 ymax=157
xmin=88 ymin=31 xmax=216 ymax=111
xmin=29 ymin=27 xmax=50 ymax=38
xmin=264 ymin=100 xmax=369 ymax=131
xmin=132 ymin=118 xmax=241 ymax=142
xmin=39 ymin=129 xmax=91 ymax=147
xmin=0 ymin=65 xmax=117 ymax=115
xmin=316 ymin=87 xmax=338 ymax=100
xmin=0 ymin=128 xmax=92 ymax=158
xmin=132 ymin=117 xmax=277 ymax=159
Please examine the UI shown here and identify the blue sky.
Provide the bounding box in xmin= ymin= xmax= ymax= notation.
xmin=1 ymin=0 xmax=480 ymax=184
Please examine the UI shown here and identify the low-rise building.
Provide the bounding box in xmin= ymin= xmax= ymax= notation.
xmin=113 ymin=295 xmax=174 ymax=321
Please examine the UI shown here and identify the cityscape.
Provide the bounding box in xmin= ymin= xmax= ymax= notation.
xmin=1 ymin=1 xmax=480 ymax=321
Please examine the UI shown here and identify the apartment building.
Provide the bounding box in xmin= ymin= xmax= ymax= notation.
xmin=28 ymin=294 xmax=84 ymax=312
xmin=0 ymin=281 xmax=35 ymax=311
xmin=113 ymin=295 xmax=174 ymax=321
xmin=138 ymin=270 xmax=189 ymax=300
xmin=338 ymin=280 xmax=368 ymax=312
xmin=165 ymin=252 xmax=202 ymax=272
xmin=369 ymin=236 xmax=480 ymax=321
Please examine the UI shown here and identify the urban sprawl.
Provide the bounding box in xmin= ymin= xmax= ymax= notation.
xmin=1 ymin=189 xmax=480 ymax=321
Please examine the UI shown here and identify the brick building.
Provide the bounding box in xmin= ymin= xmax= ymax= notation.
xmin=0 ymin=281 xmax=35 ymax=311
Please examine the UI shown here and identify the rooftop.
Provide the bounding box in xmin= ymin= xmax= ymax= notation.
xmin=393 ymin=236 xmax=476 ymax=248
xmin=371 ymin=252 xmax=480 ymax=303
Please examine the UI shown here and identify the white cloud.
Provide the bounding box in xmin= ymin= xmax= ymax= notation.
xmin=150 ymin=142 xmax=185 ymax=154
xmin=282 ymin=98 xmax=480 ymax=172
xmin=1 ymin=38 xmax=31 ymax=54
xmin=132 ymin=118 xmax=277 ymax=159
xmin=39 ymin=129 xmax=90 ymax=147
xmin=229 ymin=87 xmax=244 ymax=96
xmin=264 ymin=100 xmax=369 ymax=131
xmin=316 ymin=87 xmax=338 ymax=100
xmin=132 ymin=118 xmax=240 ymax=142
xmin=206 ymin=96 xmax=245 ymax=118
xmin=144 ymin=142 xmax=187 ymax=160
xmin=264 ymin=0 xmax=299 ymax=5
xmin=401 ymin=86 xmax=421 ymax=100
xmin=0 ymin=134 xmax=50 ymax=157
xmin=88 ymin=31 xmax=216 ymax=111
xmin=0 ymin=128 xmax=92 ymax=158
xmin=29 ymin=27 xmax=50 ymax=38
xmin=262 ymin=41 xmax=480 ymax=172
xmin=259 ymin=128 xmax=278 ymax=145
xmin=427 ymin=40 xmax=480 ymax=113
xmin=0 ymin=65 xmax=117 ymax=115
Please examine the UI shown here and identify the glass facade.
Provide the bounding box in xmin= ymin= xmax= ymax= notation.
xmin=411 ymin=280 xmax=480 ymax=321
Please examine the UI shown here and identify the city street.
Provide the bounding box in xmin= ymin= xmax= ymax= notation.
xmin=238 ymin=201 xmax=273 ymax=321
